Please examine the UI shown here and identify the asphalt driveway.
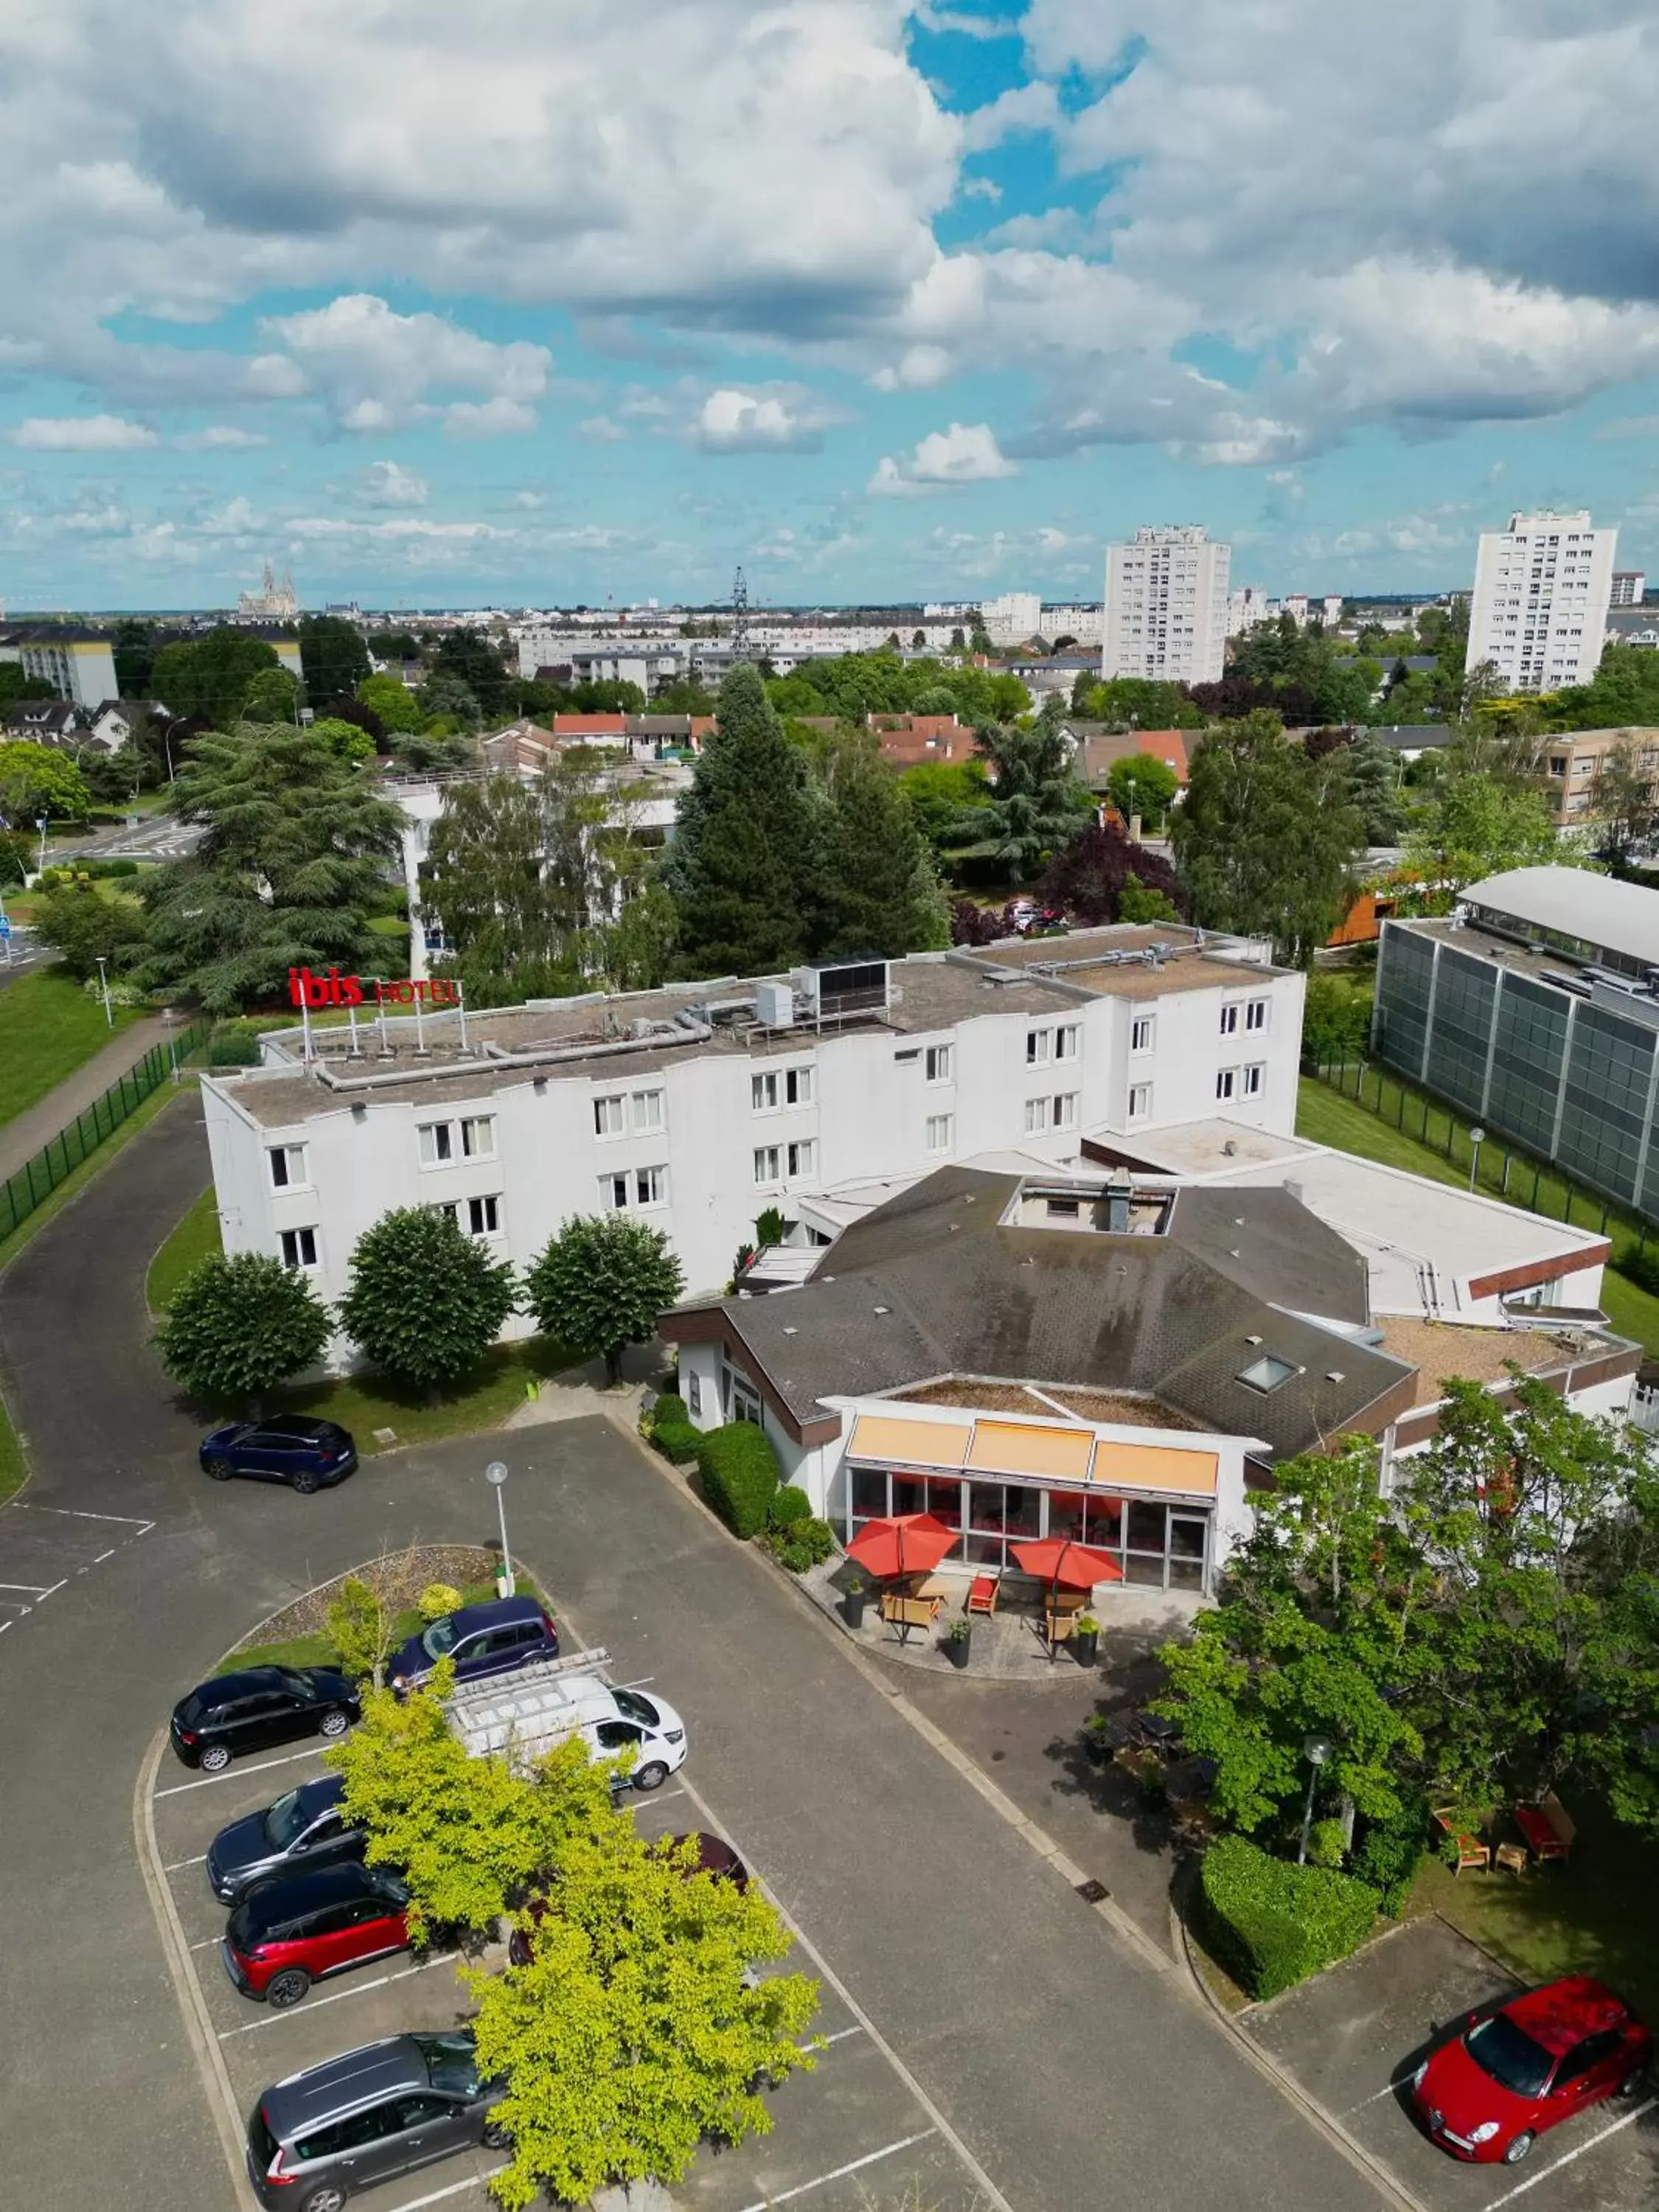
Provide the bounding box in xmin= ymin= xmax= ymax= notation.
xmin=1 ymin=1101 xmax=1398 ymax=2212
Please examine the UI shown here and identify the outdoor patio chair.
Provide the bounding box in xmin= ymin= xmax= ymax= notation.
xmin=1433 ymin=1805 xmax=1492 ymax=1875
xmin=1513 ymin=1791 xmax=1573 ymax=1863
xmin=1044 ymin=1595 xmax=1084 ymax=1646
xmin=966 ymin=1575 xmax=998 ymax=1618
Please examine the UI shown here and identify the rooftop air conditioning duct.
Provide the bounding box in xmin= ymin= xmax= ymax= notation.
xmin=754 ymin=979 xmax=794 ymax=1029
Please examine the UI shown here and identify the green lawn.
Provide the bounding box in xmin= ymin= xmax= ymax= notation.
xmin=220 ymin=1575 xmax=549 ymax=1674
xmin=145 ymin=1186 xmax=221 ymax=1312
xmin=271 ymin=1335 xmax=582 ymax=1453
xmin=0 ymin=965 xmax=143 ymax=1125
xmin=1418 ymin=1795 xmax=1659 ymax=2027
xmin=1296 ymin=1074 xmax=1659 ymax=1359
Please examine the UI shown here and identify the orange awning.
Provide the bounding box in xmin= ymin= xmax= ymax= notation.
xmin=1094 ymin=1441 xmax=1218 ymax=1496
xmin=846 ymin=1415 xmax=971 ymax=1471
xmin=966 ymin=1420 xmax=1094 ymax=1482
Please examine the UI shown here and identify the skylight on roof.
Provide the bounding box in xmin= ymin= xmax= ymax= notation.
xmin=1237 ymin=1352 xmax=1297 ymax=1394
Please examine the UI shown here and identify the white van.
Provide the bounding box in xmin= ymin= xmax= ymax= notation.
xmin=445 ymin=1655 xmax=688 ymax=1791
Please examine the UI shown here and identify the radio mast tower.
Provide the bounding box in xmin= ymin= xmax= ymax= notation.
xmin=731 ymin=565 xmax=752 ymax=661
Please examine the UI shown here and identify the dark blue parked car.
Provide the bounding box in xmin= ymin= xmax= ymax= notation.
xmin=389 ymin=1595 xmax=559 ymax=1694
xmin=200 ymin=1416 xmax=358 ymax=1495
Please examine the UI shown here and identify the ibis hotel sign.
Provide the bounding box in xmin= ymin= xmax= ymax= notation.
xmin=288 ymin=966 xmax=460 ymax=1009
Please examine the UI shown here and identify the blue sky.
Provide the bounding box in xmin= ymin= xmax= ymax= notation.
xmin=1 ymin=0 xmax=1656 ymax=610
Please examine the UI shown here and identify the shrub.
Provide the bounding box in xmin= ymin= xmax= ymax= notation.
xmin=768 ymin=1516 xmax=835 ymax=1571
xmin=1349 ymin=1790 xmax=1431 ymax=1917
xmin=771 ymin=1484 xmax=811 ymax=1529
xmin=207 ymin=1029 xmax=262 ymax=1067
xmin=650 ymin=1391 xmax=689 ymax=1433
xmin=696 ymin=1422 xmax=781 ymax=1537
xmin=652 ymin=1420 xmax=701 ymax=1464
xmin=1615 ymin=1243 xmax=1659 ymax=1299
xmin=1198 ymin=1834 xmax=1379 ymax=2000
xmin=418 ymin=1582 xmax=465 ymax=1624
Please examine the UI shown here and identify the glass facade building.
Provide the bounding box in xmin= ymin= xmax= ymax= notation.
xmin=1374 ymin=922 xmax=1659 ymax=1221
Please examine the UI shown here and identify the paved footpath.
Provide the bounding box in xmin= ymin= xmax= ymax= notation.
xmin=0 ymin=1102 xmax=1391 ymax=2212
xmin=0 ymin=1007 xmax=168 ymax=1188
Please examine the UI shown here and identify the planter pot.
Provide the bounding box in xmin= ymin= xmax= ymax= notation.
xmin=945 ymin=1632 xmax=972 ymax=1670
xmin=841 ymin=1588 xmax=867 ymax=1630
xmin=1074 ymin=1630 xmax=1099 ymax=1668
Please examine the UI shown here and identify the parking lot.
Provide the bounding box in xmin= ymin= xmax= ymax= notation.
xmin=1249 ymin=1915 xmax=1659 ymax=2212
xmin=0 ymin=1499 xmax=155 ymax=1640
xmin=145 ymin=1711 xmax=993 ymax=2212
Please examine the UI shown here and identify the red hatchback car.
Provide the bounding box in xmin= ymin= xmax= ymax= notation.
xmin=1412 ymin=1977 xmax=1649 ymax=2164
xmin=222 ymin=1862 xmax=411 ymax=2008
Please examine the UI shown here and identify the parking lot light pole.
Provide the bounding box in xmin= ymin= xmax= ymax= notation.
xmin=1468 ymin=1126 xmax=1486 ymax=1192
xmin=1298 ymin=1733 xmax=1333 ymax=1865
xmin=94 ymin=954 xmax=114 ymax=1029
xmin=486 ymin=1459 xmax=514 ymax=1597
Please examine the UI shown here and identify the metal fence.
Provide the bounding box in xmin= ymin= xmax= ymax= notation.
xmin=0 ymin=1023 xmax=206 ymax=1242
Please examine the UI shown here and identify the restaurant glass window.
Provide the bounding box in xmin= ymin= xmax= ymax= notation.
xmin=1046 ymin=1489 xmax=1085 ymax=1545
xmin=925 ymin=1478 xmax=963 ymax=1531
xmin=1169 ymin=1515 xmax=1208 ymax=1592
xmin=965 ymin=1483 xmax=1004 ymax=1568
xmin=891 ymin=1474 xmax=928 ymax=1519
xmin=1124 ymin=1498 xmax=1168 ymax=1587
xmin=1084 ymin=1494 xmax=1124 ymax=1552
xmin=851 ymin=1467 xmax=887 ymax=1528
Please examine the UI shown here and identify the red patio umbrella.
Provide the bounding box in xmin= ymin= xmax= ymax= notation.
xmin=846 ymin=1512 xmax=959 ymax=1583
xmin=1010 ymin=1536 xmax=1124 ymax=1660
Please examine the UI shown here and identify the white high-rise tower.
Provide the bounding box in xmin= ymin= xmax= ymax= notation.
xmin=1465 ymin=510 xmax=1616 ymax=694
xmin=1102 ymin=526 xmax=1231 ymax=685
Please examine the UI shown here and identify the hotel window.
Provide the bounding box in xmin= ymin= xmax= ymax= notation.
xmin=594 ymin=1094 xmax=627 ymax=1138
xmin=925 ymin=1113 xmax=953 ymax=1153
xmin=417 ymin=1121 xmax=456 ymax=1166
xmin=1219 ymin=1002 xmax=1241 ymax=1036
xmin=1054 ymin=1024 xmax=1081 ymax=1062
xmin=1024 ymin=1096 xmax=1050 ymax=1134
xmin=686 ymin=1372 xmax=702 ymax=1416
xmin=1130 ymin=1015 xmax=1155 ymax=1054
xmin=1243 ymin=1063 xmax=1265 ymax=1098
xmin=785 ymin=1065 xmax=813 ymax=1107
xmin=278 ymin=1226 xmax=318 ymax=1272
xmin=460 ymin=1116 xmax=495 ymax=1159
xmin=751 ymin=1071 xmax=781 ymax=1112
xmin=1245 ymin=998 xmax=1268 ymax=1033
xmin=1128 ymin=1082 xmax=1152 ymax=1120
xmin=1217 ymin=1068 xmax=1237 ymax=1102
xmin=465 ymin=1194 xmax=501 ymax=1237
xmin=786 ymin=1140 xmax=815 ymax=1180
xmin=1054 ymin=1092 xmax=1078 ymax=1129
xmin=725 ymin=1366 xmax=763 ymax=1426
xmin=268 ymin=1144 xmax=307 ymax=1191
xmin=1026 ymin=1029 xmax=1052 ymax=1065
xmin=754 ymin=1144 xmax=782 ymax=1187
xmin=925 ymin=1044 xmax=953 ymax=1083
xmin=601 ymin=1166 xmax=667 ymax=1210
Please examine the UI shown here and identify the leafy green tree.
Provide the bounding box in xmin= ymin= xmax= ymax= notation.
xmin=240 ymin=666 xmax=303 ymax=724
xmin=1173 ymin=714 xmax=1363 ymax=964
xmin=0 ymin=740 xmax=90 ymax=821
xmin=1589 ymin=732 xmax=1659 ymax=866
xmin=1402 ymin=770 xmax=1568 ymax=908
xmin=663 ymin=663 xmax=827 ymax=975
xmin=602 ymin=877 xmax=680 ymax=992
xmin=523 ymin=1214 xmax=686 ymax=1385
xmin=951 ymin=704 xmax=1092 ymax=884
xmin=1118 ymin=877 xmax=1180 ymax=922
xmin=1040 ymin=819 xmax=1184 ymax=925
xmin=30 ymin=882 xmax=151 ymax=978
xmin=1337 ymin=731 xmax=1407 ymax=844
xmin=1543 ymin=644 xmax=1659 ymax=732
xmin=298 ymin=613 xmax=371 ymax=704
xmin=0 ymin=828 xmax=28 ymax=886
xmin=356 ymin=672 xmax=424 ymax=733
xmin=306 ymin=715 xmax=377 ymax=765
xmin=338 ymin=1206 xmax=518 ymax=1395
xmin=1074 ymin=675 xmax=1204 ymax=730
xmin=327 ymin=1664 xmax=621 ymax=1941
xmin=818 ymin=742 xmax=949 ymax=956
xmin=467 ymin=1818 xmax=819 ymax=2208
xmin=153 ymin=1251 xmax=331 ymax=1411
xmin=430 ymin=628 xmax=513 ymax=719
xmin=150 ymin=629 xmax=281 ymax=725
xmin=1302 ymin=973 xmax=1374 ymax=1064
xmin=0 ymin=664 xmax=58 ymax=708
xmin=1106 ymin=751 xmax=1180 ymax=828
xmin=650 ymin=676 xmax=717 ymax=715
xmin=896 ymin=759 xmax=992 ymax=854
xmin=325 ymin=1575 xmax=402 ymax=1692
xmin=366 ymin=628 xmax=420 ymax=661
xmin=135 ymin=725 xmax=403 ymax=1012
xmin=112 ymin=618 xmax=156 ymax=698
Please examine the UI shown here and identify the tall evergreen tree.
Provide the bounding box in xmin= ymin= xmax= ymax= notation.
xmin=818 ymin=743 xmax=950 ymax=956
xmin=950 ymin=702 xmax=1092 ymax=884
xmin=662 ymin=664 xmax=826 ymax=976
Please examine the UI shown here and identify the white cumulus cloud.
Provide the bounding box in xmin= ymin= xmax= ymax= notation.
xmin=695 ymin=387 xmax=832 ymax=454
xmin=261 ymin=294 xmax=549 ymax=433
xmin=13 ymin=414 xmax=157 ymax=451
xmin=868 ymin=420 xmax=1016 ymax=494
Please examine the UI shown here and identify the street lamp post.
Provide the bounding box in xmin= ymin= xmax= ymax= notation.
xmin=162 ymin=1005 xmax=179 ymax=1082
xmin=94 ymin=954 xmax=114 ymax=1029
xmin=1468 ymin=1125 xmax=1486 ymax=1193
xmin=1298 ymin=1733 xmax=1334 ymax=1865
xmin=35 ymin=815 xmax=48 ymax=875
xmin=485 ymin=1459 xmax=514 ymax=1597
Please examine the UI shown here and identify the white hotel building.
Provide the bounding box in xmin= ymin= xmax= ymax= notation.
xmin=1466 ymin=509 xmax=1617 ymax=694
xmin=200 ymin=927 xmax=1302 ymax=1332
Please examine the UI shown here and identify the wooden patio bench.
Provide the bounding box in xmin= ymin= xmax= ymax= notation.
xmin=880 ymin=1592 xmax=942 ymax=1632
xmin=1433 ymin=1805 xmax=1491 ymax=1875
xmin=1513 ymin=1791 xmax=1574 ymax=1864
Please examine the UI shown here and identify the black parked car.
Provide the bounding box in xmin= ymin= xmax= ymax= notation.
xmin=248 ymin=2031 xmax=504 ymax=2211
xmin=170 ymin=1666 xmax=361 ymax=1773
xmin=199 ymin=1416 xmax=358 ymax=1495
xmin=207 ymin=1773 xmax=367 ymax=1904
xmin=388 ymin=1595 xmax=559 ymax=1694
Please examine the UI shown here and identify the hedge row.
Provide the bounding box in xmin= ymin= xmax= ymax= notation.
xmin=696 ymin=1422 xmax=781 ymax=1537
xmin=1199 ymin=1834 xmax=1379 ymax=2000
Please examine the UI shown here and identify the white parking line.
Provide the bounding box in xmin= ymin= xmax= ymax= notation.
xmin=10 ymin=1503 xmax=154 ymax=1527
xmin=1481 ymin=2097 xmax=1656 ymax=2208
xmin=216 ymin=1951 xmax=459 ymax=2038
xmin=731 ymin=2129 xmax=937 ymax=2212
xmin=164 ymin=1854 xmax=208 ymax=1871
xmin=0 ymin=1579 xmax=57 ymax=1593
xmin=91 ymin=1548 xmax=116 ymax=1564
xmin=154 ymin=1745 xmax=325 ymax=1798
xmin=818 ymin=2026 xmax=866 ymax=2048
xmin=1346 ymin=2071 xmax=1415 ymax=2114
xmin=380 ymin=2168 xmax=509 ymax=2212
xmin=189 ymin=1936 xmax=220 ymax=1952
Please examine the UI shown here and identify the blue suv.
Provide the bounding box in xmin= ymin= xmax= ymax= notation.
xmin=389 ymin=1595 xmax=559 ymax=1694
xmin=200 ymin=1417 xmax=358 ymax=1495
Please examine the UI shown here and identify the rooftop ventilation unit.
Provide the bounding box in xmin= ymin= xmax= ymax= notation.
xmin=754 ymin=978 xmax=794 ymax=1029
xmin=797 ymin=959 xmax=889 ymax=1020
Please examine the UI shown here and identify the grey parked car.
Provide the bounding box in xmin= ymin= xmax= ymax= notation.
xmin=206 ymin=1774 xmax=366 ymax=1905
xmin=247 ymin=2031 xmax=504 ymax=2211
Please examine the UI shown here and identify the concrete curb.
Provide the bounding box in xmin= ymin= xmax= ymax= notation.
xmin=132 ymin=1728 xmax=261 ymax=2210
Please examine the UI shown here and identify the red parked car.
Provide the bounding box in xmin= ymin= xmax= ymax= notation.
xmin=222 ymin=1862 xmax=411 ymax=2008
xmin=1411 ymin=1977 xmax=1649 ymax=2164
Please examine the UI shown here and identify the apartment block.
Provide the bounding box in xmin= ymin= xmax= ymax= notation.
xmin=1466 ymin=510 xmax=1617 ymax=694
xmin=1102 ymin=528 xmax=1230 ymax=685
